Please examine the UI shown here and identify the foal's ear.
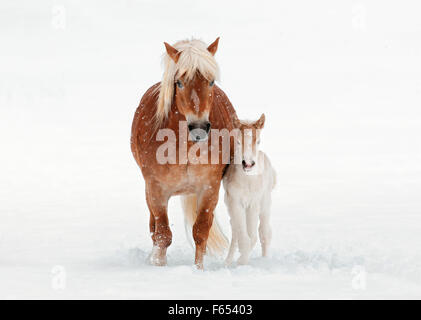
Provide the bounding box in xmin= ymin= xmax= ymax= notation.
xmin=207 ymin=37 xmax=220 ymax=56
xmin=256 ymin=113 xmax=265 ymax=129
xmin=164 ymin=42 xmax=180 ymax=63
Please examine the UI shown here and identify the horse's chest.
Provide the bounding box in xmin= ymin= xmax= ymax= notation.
xmin=186 ymin=163 xmax=218 ymax=185
xmin=145 ymin=163 xmax=219 ymax=195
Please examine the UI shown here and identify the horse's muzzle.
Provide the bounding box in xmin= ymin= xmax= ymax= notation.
xmin=188 ymin=121 xmax=211 ymax=142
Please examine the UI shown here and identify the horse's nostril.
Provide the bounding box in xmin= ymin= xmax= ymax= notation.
xmin=188 ymin=124 xmax=194 ymax=131
xmin=251 ymin=161 xmax=255 ymax=166
xmin=205 ymin=122 xmax=211 ymax=133
xmin=242 ymin=160 xmax=246 ymax=166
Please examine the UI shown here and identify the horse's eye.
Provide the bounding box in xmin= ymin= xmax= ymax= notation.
xmin=176 ymin=80 xmax=183 ymax=89
xmin=209 ymin=80 xmax=215 ymax=87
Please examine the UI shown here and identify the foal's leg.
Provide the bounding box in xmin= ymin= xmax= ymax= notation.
xmin=236 ymin=215 xmax=251 ymax=265
xmin=226 ymin=201 xmax=250 ymax=265
xmin=259 ymin=199 xmax=272 ymax=257
xmin=225 ymin=223 xmax=238 ymax=266
xmin=193 ymin=185 xmax=220 ymax=269
xmin=246 ymin=203 xmax=259 ymax=251
xmin=146 ymin=184 xmax=171 ymax=266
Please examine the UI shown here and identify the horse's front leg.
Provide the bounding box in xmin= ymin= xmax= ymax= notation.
xmin=146 ymin=183 xmax=171 ymax=266
xmin=193 ymin=184 xmax=220 ymax=269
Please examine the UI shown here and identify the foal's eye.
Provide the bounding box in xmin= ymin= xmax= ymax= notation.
xmin=209 ymin=80 xmax=215 ymax=87
xmin=176 ymin=80 xmax=183 ymax=89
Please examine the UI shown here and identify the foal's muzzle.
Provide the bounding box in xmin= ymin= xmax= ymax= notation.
xmin=188 ymin=121 xmax=211 ymax=142
xmin=242 ymin=160 xmax=256 ymax=170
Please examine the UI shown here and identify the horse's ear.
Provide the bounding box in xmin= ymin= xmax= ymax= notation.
xmin=207 ymin=37 xmax=220 ymax=56
xmin=164 ymin=42 xmax=180 ymax=63
xmin=256 ymin=113 xmax=265 ymax=129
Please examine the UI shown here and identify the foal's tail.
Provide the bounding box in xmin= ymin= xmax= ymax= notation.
xmin=181 ymin=194 xmax=229 ymax=256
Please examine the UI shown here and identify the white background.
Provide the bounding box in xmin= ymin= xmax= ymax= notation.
xmin=1 ymin=0 xmax=421 ymax=299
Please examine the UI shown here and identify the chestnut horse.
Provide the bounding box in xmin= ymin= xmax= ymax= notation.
xmin=131 ymin=38 xmax=238 ymax=268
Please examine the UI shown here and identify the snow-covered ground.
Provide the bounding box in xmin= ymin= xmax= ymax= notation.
xmin=1 ymin=0 xmax=421 ymax=299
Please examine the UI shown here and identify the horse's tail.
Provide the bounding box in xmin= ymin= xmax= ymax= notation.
xmin=181 ymin=194 xmax=229 ymax=256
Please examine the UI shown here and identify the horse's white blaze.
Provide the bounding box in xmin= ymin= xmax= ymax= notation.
xmin=191 ymin=88 xmax=200 ymax=111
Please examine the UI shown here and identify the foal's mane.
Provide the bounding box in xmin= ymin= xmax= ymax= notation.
xmin=153 ymin=39 xmax=220 ymax=126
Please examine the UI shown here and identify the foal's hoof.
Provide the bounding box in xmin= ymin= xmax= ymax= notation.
xmin=237 ymin=256 xmax=249 ymax=266
xmin=224 ymin=258 xmax=233 ymax=267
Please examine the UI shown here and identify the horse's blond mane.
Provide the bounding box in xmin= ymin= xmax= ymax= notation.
xmin=153 ymin=39 xmax=220 ymax=126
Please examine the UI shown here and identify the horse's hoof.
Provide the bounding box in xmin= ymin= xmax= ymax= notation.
xmin=150 ymin=257 xmax=167 ymax=266
xmin=149 ymin=246 xmax=167 ymax=266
